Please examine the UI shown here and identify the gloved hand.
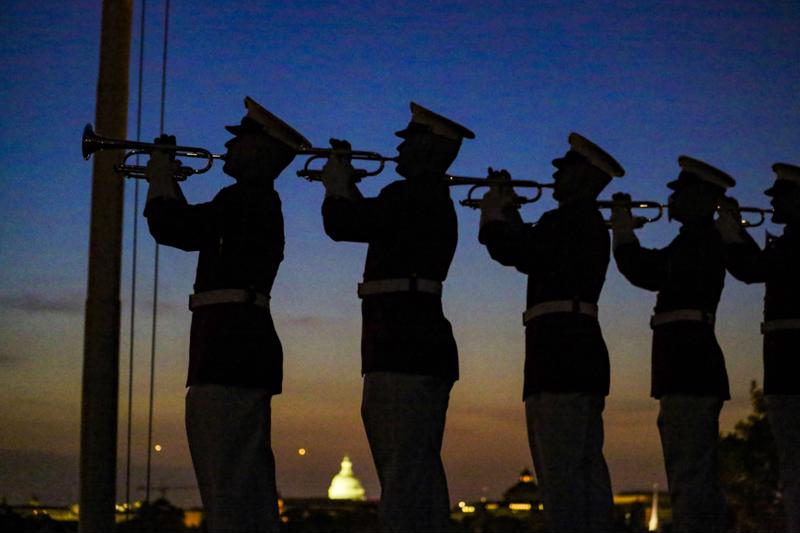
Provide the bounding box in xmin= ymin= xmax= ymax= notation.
xmin=146 ymin=134 xmax=182 ymax=203
xmin=716 ymin=196 xmax=746 ymax=244
xmin=609 ymin=192 xmax=641 ymax=250
xmin=609 ymin=192 xmax=637 ymax=231
xmin=321 ymin=138 xmax=361 ymax=200
xmin=480 ymin=167 xmax=519 ymax=228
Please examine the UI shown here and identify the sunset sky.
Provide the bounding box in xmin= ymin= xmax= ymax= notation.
xmin=1 ymin=0 xmax=799 ymax=509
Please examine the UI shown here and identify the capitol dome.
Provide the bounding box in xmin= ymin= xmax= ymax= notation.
xmin=328 ymin=455 xmax=366 ymax=501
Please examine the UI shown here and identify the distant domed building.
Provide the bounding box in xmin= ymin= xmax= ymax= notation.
xmin=503 ymin=468 xmax=540 ymax=503
xmin=328 ymin=455 xmax=366 ymax=501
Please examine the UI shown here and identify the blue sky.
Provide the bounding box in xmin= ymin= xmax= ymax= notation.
xmin=0 ymin=0 xmax=798 ymax=507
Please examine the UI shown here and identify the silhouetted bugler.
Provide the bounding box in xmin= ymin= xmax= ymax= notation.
xmin=143 ymin=96 xmax=308 ymax=533
xmin=478 ymin=131 xmax=623 ymax=533
xmin=719 ymin=160 xmax=800 ymax=533
xmin=612 ymin=154 xmax=737 ymax=533
xmin=319 ymin=101 xmax=473 ymax=533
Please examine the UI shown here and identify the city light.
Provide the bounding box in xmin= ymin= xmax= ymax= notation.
xmin=298 ymin=448 xmax=306 ymax=456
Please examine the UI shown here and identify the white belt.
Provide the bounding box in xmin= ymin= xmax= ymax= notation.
xmin=357 ymin=278 xmax=442 ymax=298
xmin=189 ymin=289 xmax=269 ymax=310
xmin=650 ymin=309 xmax=715 ymax=328
xmin=761 ymin=319 xmax=800 ymax=334
xmin=522 ymin=300 xmax=598 ymax=324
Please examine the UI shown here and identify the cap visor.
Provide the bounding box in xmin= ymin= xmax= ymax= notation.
xmin=765 ymin=179 xmax=799 ymax=197
xmin=226 ymin=117 xmax=266 ymax=136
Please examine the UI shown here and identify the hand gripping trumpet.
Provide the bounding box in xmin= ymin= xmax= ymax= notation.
xmin=81 ymin=124 xmax=224 ymax=180
xmin=447 ymin=174 xmax=555 ymax=208
xmin=296 ymin=149 xmax=397 ymax=182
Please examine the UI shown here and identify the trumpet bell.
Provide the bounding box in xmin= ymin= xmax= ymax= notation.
xmin=82 ymin=124 xmax=106 ymax=160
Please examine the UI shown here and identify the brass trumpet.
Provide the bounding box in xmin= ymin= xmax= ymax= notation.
xmin=296 ymin=149 xmax=397 ymax=182
xmin=599 ymin=199 xmax=773 ymax=228
xmin=447 ymin=175 xmax=555 ymax=208
xmin=82 ymin=124 xmax=224 ymax=180
xmin=718 ymin=205 xmax=774 ymax=228
xmin=597 ymin=200 xmax=667 ymax=225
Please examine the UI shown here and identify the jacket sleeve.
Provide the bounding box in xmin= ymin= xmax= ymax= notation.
xmin=613 ymin=241 xmax=668 ymax=292
xmin=144 ymin=195 xmax=217 ymax=252
xmin=478 ymin=211 xmax=539 ymax=274
xmin=724 ymin=232 xmax=769 ymax=284
xmin=321 ymin=196 xmax=387 ymax=243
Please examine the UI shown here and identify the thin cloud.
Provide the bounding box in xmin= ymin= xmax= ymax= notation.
xmin=0 ymin=292 xmax=187 ymax=319
xmin=0 ymin=351 xmax=21 ymax=367
xmin=0 ymin=293 xmax=83 ymax=314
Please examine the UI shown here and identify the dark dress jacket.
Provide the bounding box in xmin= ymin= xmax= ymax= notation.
xmin=725 ymin=225 xmax=800 ymax=394
xmin=322 ymin=177 xmax=459 ymax=382
xmin=145 ymin=180 xmax=285 ymax=393
xmin=479 ymin=199 xmax=611 ymax=399
xmin=614 ymin=222 xmax=730 ymax=400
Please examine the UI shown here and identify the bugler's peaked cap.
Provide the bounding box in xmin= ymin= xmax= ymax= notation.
xmin=765 ymin=162 xmax=800 ymax=196
xmin=772 ymin=162 xmax=800 ymax=185
xmin=395 ymin=102 xmax=475 ymax=141
xmin=225 ymin=96 xmax=311 ymax=150
xmin=563 ymin=132 xmax=625 ymax=178
xmin=671 ymin=156 xmax=736 ymax=190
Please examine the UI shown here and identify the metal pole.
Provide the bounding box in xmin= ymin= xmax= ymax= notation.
xmin=79 ymin=1 xmax=132 ymax=531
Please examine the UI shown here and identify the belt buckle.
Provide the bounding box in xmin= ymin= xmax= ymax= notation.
xmin=409 ymin=276 xmax=418 ymax=293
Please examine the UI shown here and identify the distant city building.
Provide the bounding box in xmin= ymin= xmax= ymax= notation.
xmin=452 ymin=468 xmax=544 ymax=531
xmin=649 ymin=483 xmax=660 ymax=532
xmin=502 ymin=468 xmax=540 ymax=503
xmin=328 ymin=455 xmax=366 ymax=501
xmin=451 ymin=468 xmax=671 ymax=532
xmin=3 ymin=464 xmax=670 ymax=532
xmin=613 ymin=487 xmax=671 ymax=532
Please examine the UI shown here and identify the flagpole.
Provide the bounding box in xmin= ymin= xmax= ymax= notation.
xmin=79 ymin=1 xmax=132 ymax=530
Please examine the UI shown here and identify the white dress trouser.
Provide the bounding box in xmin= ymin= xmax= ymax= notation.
xmin=185 ymin=384 xmax=279 ymax=533
xmin=658 ymin=394 xmax=725 ymax=533
xmin=525 ymin=392 xmax=614 ymax=533
xmin=361 ymin=371 xmax=453 ymax=533
xmin=767 ymin=394 xmax=800 ymax=533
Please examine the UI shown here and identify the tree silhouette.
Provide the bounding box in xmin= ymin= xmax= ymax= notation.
xmin=718 ymin=381 xmax=784 ymax=532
